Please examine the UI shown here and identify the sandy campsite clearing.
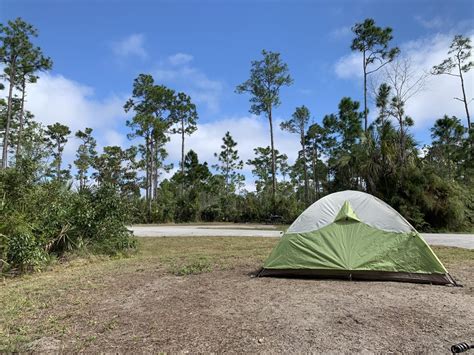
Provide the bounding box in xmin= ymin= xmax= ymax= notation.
xmin=2 ymin=237 xmax=473 ymax=353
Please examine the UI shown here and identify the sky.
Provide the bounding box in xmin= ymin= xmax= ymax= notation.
xmin=1 ymin=0 xmax=473 ymax=190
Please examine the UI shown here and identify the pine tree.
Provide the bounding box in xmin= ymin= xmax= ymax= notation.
xmin=74 ymin=128 xmax=97 ymax=190
xmin=213 ymin=131 xmax=244 ymax=194
xmin=124 ymin=74 xmax=175 ymax=220
xmin=432 ymin=35 xmax=473 ymax=130
xmin=351 ymin=18 xmax=399 ymax=131
xmin=0 ymin=18 xmax=52 ymax=168
xmin=236 ymin=50 xmax=293 ymax=206
xmin=44 ymin=122 xmax=71 ymax=181
xmin=246 ymin=146 xmax=288 ymax=194
xmin=281 ymin=106 xmax=310 ymax=204
xmin=169 ymin=92 xmax=198 ymax=175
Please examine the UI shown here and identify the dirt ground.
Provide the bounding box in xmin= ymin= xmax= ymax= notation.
xmin=41 ymin=270 xmax=474 ymax=353
xmin=2 ymin=238 xmax=473 ymax=353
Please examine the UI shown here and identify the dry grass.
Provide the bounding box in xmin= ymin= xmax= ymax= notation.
xmin=0 ymin=237 xmax=472 ymax=352
xmin=0 ymin=237 xmax=276 ymax=351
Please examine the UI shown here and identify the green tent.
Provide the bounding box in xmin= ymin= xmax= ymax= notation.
xmin=260 ymin=190 xmax=456 ymax=285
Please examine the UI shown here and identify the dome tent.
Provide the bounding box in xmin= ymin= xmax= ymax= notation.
xmin=259 ymin=190 xmax=456 ymax=285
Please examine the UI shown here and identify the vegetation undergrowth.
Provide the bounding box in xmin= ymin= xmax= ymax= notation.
xmin=0 ymin=174 xmax=137 ymax=273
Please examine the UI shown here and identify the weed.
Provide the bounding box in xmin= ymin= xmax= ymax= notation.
xmin=171 ymin=258 xmax=213 ymax=275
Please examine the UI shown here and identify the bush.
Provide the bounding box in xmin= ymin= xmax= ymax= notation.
xmin=69 ymin=184 xmax=136 ymax=255
xmin=0 ymin=233 xmax=7 ymax=271
xmin=175 ymin=193 xmax=200 ymax=222
xmin=0 ymin=176 xmax=136 ymax=273
xmin=1 ymin=217 xmax=47 ymax=271
xmin=200 ymin=204 xmax=221 ymax=222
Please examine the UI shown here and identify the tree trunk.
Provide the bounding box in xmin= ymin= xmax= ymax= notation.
xmin=16 ymin=77 xmax=26 ymax=160
xmin=225 ymin=158 xmax=230 ymax=193
xmin=398 ymin=114 xmax=405 ymax=166
xmin=301 ymin=131 xmax=308 ymax=205
xmin=363 ymin=50 xmax=368 ymax=132
xmin=311 ymin=145 xmax=318 ymax=200
xmin=396 ymin=112 xmax=406 ymax=191
xmin=146 ymin=135 xmax=152 ymax=221
xmin=180 ymin=119 xmax=185 ymax=196
xmin=2 ymin=63 xmax=16 ymax=169
xmin=145 ymin=136 xmax=149 ymax=202
xmin=153 ymin=138 xmax=158 ymax=202
xmin=380 ymin=125 xmax=386 ymax=168
xmin=150 ymin=137 xmax=155 ymax=202
xmin=458 ymin=63 xmax=471 ymax=130
xmin=181 ymin=119 xmax=185 ymax=174
xmin=268 ymin=108 xmax=276 ymax=210
xmin=56 ymin=144 xmax=61 ymax=181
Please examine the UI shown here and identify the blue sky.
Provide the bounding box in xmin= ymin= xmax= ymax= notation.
xmin=1 ymin=0 xmax=473 ymax=189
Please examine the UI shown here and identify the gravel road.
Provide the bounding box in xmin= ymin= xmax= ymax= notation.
xmin=130 ymin=225 xmax=474 ymax=249
xmin=422 ymin=233 xmax=474 ymax=249
xmin=131 ymin=225 xmax=283 ymax=238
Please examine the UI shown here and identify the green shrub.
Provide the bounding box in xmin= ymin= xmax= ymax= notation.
xmin=3 ymin=222 xmax=47 ymax=271
xmin=69 ymin=184 xmax=136 ymax=255
xmin=0 ymin=233 xmax=8 ymax=271
xmin=200 ymin=204 xmax=221 ymax=222
xmin=90 ymin=217 xmax=136 ymax=255
xmin=0 ymin=177 xmax=136 ymax=274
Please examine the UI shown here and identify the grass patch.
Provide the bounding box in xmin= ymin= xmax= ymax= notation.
xmin=0 ymin=237 xmax=277 ymax=352
xmin=430 ymin=246 xmax=474 ymax=266
xmin=0 ymin=237 xmax=472 ymax=352
xmin=136 ymin=237 xmax=279 ymax=273
xmin=171 ymin=257 xmax=213 ymax=275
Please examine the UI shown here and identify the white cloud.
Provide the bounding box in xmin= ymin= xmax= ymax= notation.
xmin=330 ymin=25 xmax=352 ymax=39
xmin=154 ymin=54 xmax=224 ymax=114
xmin=111 ymin=33 xmax=147 ymax=59
xmin=168 ymin=53 xmax=194 ymax=66
xmin=334 ymin=52 xmax=362 ymax=79
xmin=25 ymin=73 xmax=126 ymax=133
xmin=334 ymin=31 xmax=474 ymax=130
xmin=18 ymin=73 xmax=129 ymax=167
xmin=414 ymin=15 xmax=446 ymax=30
xmin=9 ymin=72 xmax=299 ymax=188
xmin=166 ymin=115 xmax=301 ymax=190
xmin=103 ymin=129 xmax=126 ymax=147
xmin=401 ymin=33 xmax=473 ymax=129
xmin=2 ymin=70 xmax=300 ymax=192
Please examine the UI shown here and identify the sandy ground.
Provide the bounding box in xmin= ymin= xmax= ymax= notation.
xmin=28 ymin=264 xmax=474 ymax=353
xmin=130 ymin=225 xmax=474 ymax=249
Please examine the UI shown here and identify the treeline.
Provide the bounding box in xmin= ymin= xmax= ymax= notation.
xmin=1 ymin=18 xmax=473 ymax=269
xmin=0 ymin=18 xmax=137 ymax=271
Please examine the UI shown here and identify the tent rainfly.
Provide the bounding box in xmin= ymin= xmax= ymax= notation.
xmin=259 ymin=190 xmax=456 ymax=285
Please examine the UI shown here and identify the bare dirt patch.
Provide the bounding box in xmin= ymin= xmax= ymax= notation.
xmin=2 ymin=238 xmax=473 ymax=353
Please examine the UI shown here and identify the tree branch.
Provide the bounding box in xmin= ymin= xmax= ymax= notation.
xmin=433 ymin=72 xmax=460 ymax=78
xmin=367 ymin=60 xmax=392 ymax=75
